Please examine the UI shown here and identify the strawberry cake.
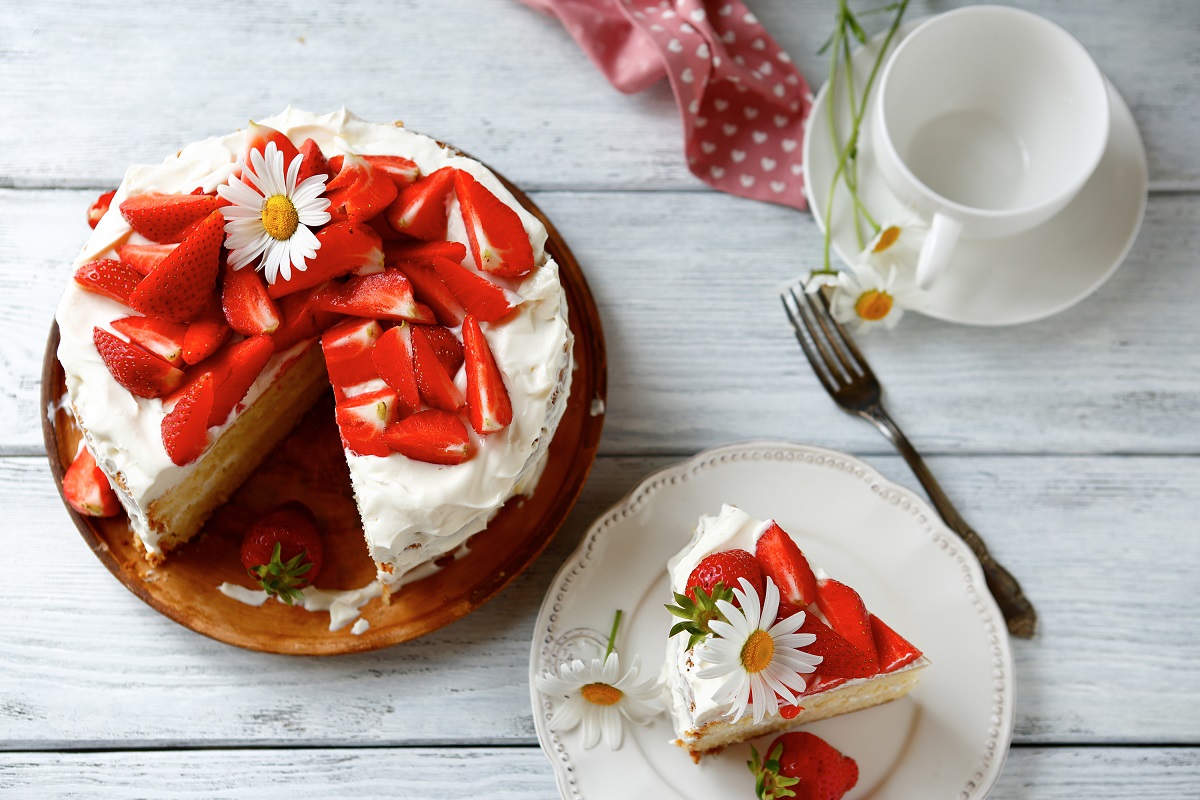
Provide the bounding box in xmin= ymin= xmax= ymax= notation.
xmin=664 ymin=505 xmax=928 ymax=758
xmin=55 ymin=108 xmax=573 ymax=589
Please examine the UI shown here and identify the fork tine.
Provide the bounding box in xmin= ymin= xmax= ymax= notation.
xmin=797 ymin=287 xmax=865 ymax=379
xmin=780 ymin=286 xmax=843 ymax=395
xmin=812 ymin=288 xmax=876 ymax=382
xmin=786 ymin=285 xmax=853 ymax=385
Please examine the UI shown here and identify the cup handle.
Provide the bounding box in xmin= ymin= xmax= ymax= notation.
xmin=916 ymin=213 xmax=963 ymax=290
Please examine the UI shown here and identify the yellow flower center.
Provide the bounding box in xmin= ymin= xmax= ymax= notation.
xmin=261 ymin=194 xmax=299 ymax=240
xmin=740 ymin=629 xmax=775 ymax=674
xmin=872 ymin=225 xmax=901 ymax=253
xmin=855 ymin=290 xmax=894 ymax=321
xmin=580 ymin=682 xmax=623 ymax=706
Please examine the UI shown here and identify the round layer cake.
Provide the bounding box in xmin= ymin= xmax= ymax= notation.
xmin=56 ymin=108 xmax=574 ymax=585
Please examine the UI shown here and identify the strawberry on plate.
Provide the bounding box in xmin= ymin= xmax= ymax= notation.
xmin=454 ymin=169 xmax=534 ymax=277
xmin=74 ymin=259 xmax=143 ymax=305
xmin=311 ymin=270 xmax=436 ymax=325
xmin=119 ymin=192 xmax=219 ymax=243
xmin=127 ymin=209 xmax=225 ymax=323
xmin=111 ymin=316 xmax=188 ymax=367
xmin=266 ymin=222 xmax=383 ymax=298
xmin=383 ymin=408 xmax=473 ymax=465
xmin=222 ymin=266 xmax=282 ymax=336
xmin=384 ymin=165 xmax=455 ymax=241
xmin=756 ymin=521 xmax=819 ymax=619
xmin=369 ymin=324 xmax=422 ymax=418
xmin=335 ymin=387 xmax=400 ymax=457
xmin=462 ymin=315 xmax=512 ymax=434
xmin=749 ymin=731 xmax=859 ymax=800
xmin=240 ymin=502 xmax=324 ymax=605
xmin=87 ymin=190 xmax=116 ymax=229
xmin=431 ymin=256 xmax=516 ymax=322
xmin=161 ymin=372 xmax=214 ymax=465
xmin=815 ymin=578 xmax=880 ymax=673
xmin=118 ymin=243 xmax=178 ymax=275
xmin=93 ymin=327 xmax=185 ymax=398
xmin=325 ymin=153 xmax=399 ymax=225
xmin=410 ymin=325 xmax=465 ymax=412
xmin=62 ymin=446 xmax=121 ymax=517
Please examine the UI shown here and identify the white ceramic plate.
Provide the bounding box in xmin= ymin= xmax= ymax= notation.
xmin=803 ymin=20 xmax=1148 ymax=326
xmin=530 ymin=442 xmax=1014 ymax=799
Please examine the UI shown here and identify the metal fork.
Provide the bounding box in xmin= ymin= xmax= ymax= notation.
xmin=781 ymin=282 xmax=1038 ymax=639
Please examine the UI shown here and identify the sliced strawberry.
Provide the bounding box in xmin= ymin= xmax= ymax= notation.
xmin=815 ymin=578 xmax=880 ymax=673
xmin=74 ymin=259 xmax=143 ymax=305
xmin=462 ymin=315 xmax=512 ymax=435
xmin=383 ymin=408 xmax=473 ymax=465
xmin=161 ymin=372 xmax=214 ymax=465
xmin=93 ymin=327 xmax=185 ymax=398
xmin=110 ymin=316 xmax=188 ymax=367
xmin=422 ymin=325 xmax=464 ymax=375
xmin=756 ymin=521 xmax=820 ymax=619
xmin=321 ymin=318 xmax=383 ymax=393
xmin=118 ymin=243 xmax=178 ymax=275
xmin=361 ymin=154 xmax=420 ymax=187
xmin=870 ymin=614 xmax=923 ymax=673
xmin=685 ymin=549 xmax=765 ymax=606
xmin=398 ymin=260 xmax=466 ymax=326
xmin=410 ymin=326 xmax=465 ymax=412
xmin=206 ymin=335 xmax=275 ymax=427
xmin=383 ymin=239 xmax=468 ymax=267
xmin=266 ymin=222 xmax=383 ymax=298
xmin=454 ymin=170 xmax=534 ymax=277
xmin=182 ymin=297 xmax=233 ymax=365
xmin=222 ymin=266 xmax=282 ymax=335
xmin=384 ymin=165 xmax=455 ymax=241
xmin=127 ymin=210 xmax=224 ymax=323
xmin=335 ymin=387 xmax=400 ymax=457
xmin=294 ymin=137 xmax=330 ymax=184
xmin=369 ymin=324 xmax=422 ymax=418
xmin=311 ymin=270 xmax=436 ymax=324
xmin=63 ymin=446 xmax=121 ymax=517
xmin=87 ymin=190 xmax=116 ymax=229
xmin=270 ymin=284 xmax=340 ymax=351
xmin=325 ymin=153 xmax=398 ymax=225
xmin=119 ymin=192 xmax=219 ymax=243
xmin=802 ymin=672 xmax=849 ymax=696
xmin=244 ymin=122 xmax=301 ymax=170
xmin=431 ymin=256 xmax=516 ymax=322
xmin=797 ymin=612 xmax=877 ymax=679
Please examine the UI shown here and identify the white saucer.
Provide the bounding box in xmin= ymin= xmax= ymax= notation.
xmin=803 ymin=21 xmax=1148 ymax=326
xmin=530 ymin=442 xmax=1015 ymax=799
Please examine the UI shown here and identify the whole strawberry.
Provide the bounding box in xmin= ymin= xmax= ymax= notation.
xmin=240 ymin=503 xmax=324 ymax=605
xmin=666 ymin=549 xmax=765 ymax=649
xmin=749 ymin=732 xmax=859 ymax=800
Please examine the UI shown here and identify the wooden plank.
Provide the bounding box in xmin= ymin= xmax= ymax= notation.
xmin=8 ymin=189 xmax=1200 ymax=456
xmin=0 ymin=746 xmax=1197 ymax=798
xmin=0 ymin=0 xmax=1196 ymax=191
xmin=1 ymin=453 xmax=1197 ymax=748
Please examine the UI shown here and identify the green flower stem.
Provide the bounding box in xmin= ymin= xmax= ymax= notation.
xmin=604 ymin=609 xmax=623 ymax=660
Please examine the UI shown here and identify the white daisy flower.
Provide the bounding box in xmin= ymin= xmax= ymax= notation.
xmin=536 ymin=651 xmax=663 ymax=750
xmin=829 ymin=261 xmax=918 ymax=333
xmin=860 ymin=216 xmax=929 ymax=278
xmin=217 ymin=141 xmax=331 ymax=284
xmin=695 ymin=577 xmax=822 ymax=724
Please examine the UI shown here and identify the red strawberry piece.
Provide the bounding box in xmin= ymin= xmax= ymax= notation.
xmin=815 ymin=578 xmax=880 ymax=673
xmin=244 ymin=122 xmax=301 ymax=170
xmin=796 ymin=612 xmax=876 ymax=680
xmin=118 ymin=243 xmax=178 ymax=275
xmin=127 ymin=210 xmax=224 ymax=323
xmin=182 ymin=297 xmax=233 ymax=365
xmin=383 ymin=408 xmax=473 ymax=465
xmin=310 ymin=270 xmax=436 ymax=324
xmin=383 ymin=239 xmax=468 ymax=267
xmin=802 ymin=672 xmax=849 ymax=696
xmin=93 ymin=327 xmax=185 ymax=398
xmin=119 ymin=192 xmax=219 ymax=243
xmin=410 ymin=326 xmax=465 ymax=412
xmin=369 ymin=324 xmax=422 ymax=418
xmin=266 ymin=222 xmax=383 ymax=298
xmin=366 ymin=214 xmax=410 ymax=243
xmin=325 ymin=153 xmax=398 ymax=225
xmin=756 ymin=521 xmax=819 ymax=619
xmin=62 ymin=446 xmax=121 ymax=517
xmin=87 ymin=190 xmax=116 ymax=229
xmin=454 ymin=169 xmax=534 ymax=278
xmin=462 ymin=315 xmax=512 ymax=435
xmin=431 ymin=256 xmax=516 ymax=322
xmin=172 ymin=335 xmax=275 ymax=427
xmin=335 ymin=387 xmax=400 ymax=457
xmin=360 ymin=154 xmax=420 ymax=187
xmin=161 ymin=372 xmax=214 ymax=465
xmin=397 ymin=260 xmax=466 ymax=326
xmin=294 ymin=138 xmax=330 ymax=185
xmin=321 ymin=318 xmax=384 ymax=394
xmin=240 ymin=502 xmax=324 ymax=604
xmin=73 ymin=259 xmax=143 ymax=305
xmin=685 ymin=549 xmax=765 ymax=605
xmin=270 ymin=284 xmax=340 ymax=352
xmin=384 ymin=165 xmax=455 ymax=241
xmin=752 ymin=731 xmax=859 ymax=800
xmin=870 ymin=614 xmax=923 ymax=673
xmin=421 ymin=325 xmax=464 ymax=375
xmin=110 ymin=316 xmax=188 ymax=367
xmin=222 ymin=266 xmax=282 ymax=336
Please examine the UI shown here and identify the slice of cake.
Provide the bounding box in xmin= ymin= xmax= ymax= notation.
xmin=664 ymin=505 xmax=928 ymax=758
xmin=55 ymin=108 xmax=573 ymax=588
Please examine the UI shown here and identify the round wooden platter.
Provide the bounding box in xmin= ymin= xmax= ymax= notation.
xmin=41 ymin=178 xmax=607 ymax=655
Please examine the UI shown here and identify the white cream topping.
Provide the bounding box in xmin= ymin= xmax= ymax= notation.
xmin=56 ymin=108 xmax=573 ymax=577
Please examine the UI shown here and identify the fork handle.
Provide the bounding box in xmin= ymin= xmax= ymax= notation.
xmin=860 ymin=406 xmax=1038 ymax=639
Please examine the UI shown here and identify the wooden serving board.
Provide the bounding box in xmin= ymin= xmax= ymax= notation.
xmin=40 ymin=178 xmax=607 ymax=655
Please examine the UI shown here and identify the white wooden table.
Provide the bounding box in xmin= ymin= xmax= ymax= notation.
xmin=2 ymin=1 xmax=1199 ymax=796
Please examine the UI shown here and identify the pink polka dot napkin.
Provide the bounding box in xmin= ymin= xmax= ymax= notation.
xmin=520 ymin=0 xmax=812 ymax=209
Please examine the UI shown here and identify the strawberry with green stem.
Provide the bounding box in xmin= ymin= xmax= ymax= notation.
xmin=749 ymin=731 xmax=859 ymax=800
xmin=665 ymin=549 xmax=764 ymax=649
xmin=240 ymin=503 xmax=324 ymax=605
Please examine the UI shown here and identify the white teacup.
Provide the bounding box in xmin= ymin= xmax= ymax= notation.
xmin=871 ymin=5 xmax=1110 ymax=290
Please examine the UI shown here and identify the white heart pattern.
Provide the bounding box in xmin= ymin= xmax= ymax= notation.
xmin=744 ymin=12 xmax=758 ymax=25
xmin=722 ymin=123 xmax=738 ymax=136
xmin=689 ymin=99 xmax=700 ymax=114
xmin=714 ymin=98 xmax=729 ymax=111
xmin=771 ymin=180 xmax=786 ymax=193
xmin=731 ymin=149 xmax=747 ymax=163
xmin=723 ymin=30 xmax=736 ymax=44
xmin=740 ymin=174 xmax=756 ymax=187
xmin=744 ymin=106 xmax=759 ymax=120
xmin=695 ymin=116 xmax=708 ymax=128
xmin=781 ymin=139 xmax=798 ymax=153
xmin=690 ymin=8 xmax=706 ymax=23
xmin=752 ymin=131 xmax=768 ymax=144
xmin=681 ymin=67 xmax=694 ymax=84
xmin=761 ymin=157 xmax=777 ymax=171
xmin=790 ymin=164 xmax=803 ymax=175
xmin=701 ymin=141 xmax=717 ymax=154
xmin=696 ymin=43 xmax=710 ymax=59
xmin=774 ymin=114 xmax=789 ymax=128
xmin=680 ymin=22 xmax=695 ymax=35
xmin=778 ymin=51 xmax=792 ymax=63
xmin=667 ymin=38 xmax=683 ymax=53
xmin=752 ymin=38 xmax=766 ymax=51
xmin=720 ymin=4 xmax=733 ymax=16
xmin=760 ymin=62 xmax=773 ymax=76
xmin=711 ymin=165 xmax=726 ymax=178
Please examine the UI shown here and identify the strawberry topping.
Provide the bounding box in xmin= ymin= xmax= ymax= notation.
xmin=74 ymin=259 xmax=143 ymax=305
xmin=62 ymin=446 xmax=121 ymax=517
xmin=756 ymin=521 xmax=819 ymax=618
xmin=119 ymin=192 xmax=219 ymax=243
xmin=244 ymin=122 xmax=301 ymax=171
xmin=796 ymin=612 xmax=876 ymax=679
xmin=369 ymin=324 xmax=422 ymax=418
xmin=462 ymin=315 xmax=512 ymax=435
xmin=222 ymin=266 xmax=282 ymax=336
xmin=110 ymin=316 xmax=188 ymax=367
xmin=384 ymin=165 xmax=455 ymax=241
xmin=431 ymin=256 xmax=516 ymax=322
xmin=93 ymin=327 xmax=185 ymax=398
xmin=161 ymin=372 xmax=214 ymax=465
xmin=869 ymin=614 xmax=924 ymax=673
xmin=87 ymin=190 xmax=116 ymax=229
xmin=383 ymin=408 xmax=473 ymax=465
xmin=294 ymin=138 xmax=330 ymax=184
xmin=127 ymin=209 xmax=224 ymax=323
xmin=118 ymin=243 xmax=178 ymax=275
xmin=311 ymin=270 xmax=436 ymax=325
xmin=266 ymin=222 xmax=383 ymax=298
xmin=454 ymin=170 xmax=534 ymax=277
xmin=335 ymin=387 xmax=400 ymax=457
xmin=396 ymin=260 xmax=466 ymax=326
xmin=383 ymin=239 xmax=468 ymax=267
xmin=182 ymin=297 xmax=232 ymax=365
xmin=325 ymin=153 xmax=399 ymax=225
xmin=410 ymin=325 xmax=465 ymax=412
xmin=815 ymin=578 xmax=880 ymax=673
xmin=686 ymin=549 xmax=765 ymax=605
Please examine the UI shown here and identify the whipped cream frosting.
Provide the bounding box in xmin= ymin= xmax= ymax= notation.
xmin=56 ymin=108 xmax=574 ymax=580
